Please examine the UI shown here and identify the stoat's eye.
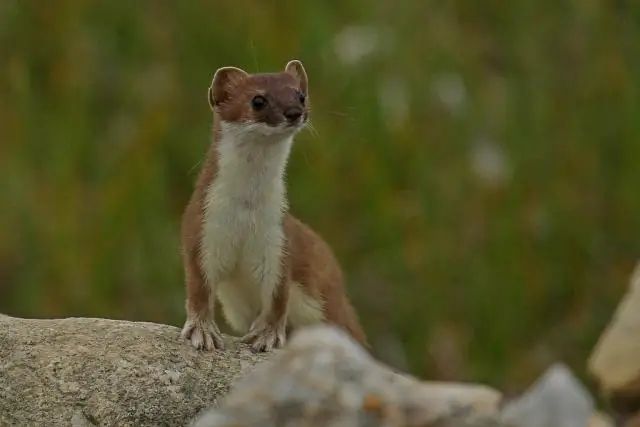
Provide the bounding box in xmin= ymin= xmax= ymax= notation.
xmin=297 ymin=91 xmax=306 ymax=105
xmin=251 ymin=95 xmax=268 ymax=111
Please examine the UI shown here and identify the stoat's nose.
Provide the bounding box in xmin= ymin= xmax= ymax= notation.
xmin=284 ymin=107 xmax=303 ymax=123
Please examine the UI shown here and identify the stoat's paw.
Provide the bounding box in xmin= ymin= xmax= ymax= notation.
xmin=240 ymin=318 xmax=286 ymax=353
xmin=181 ymin=317 xmax=224 ymax=351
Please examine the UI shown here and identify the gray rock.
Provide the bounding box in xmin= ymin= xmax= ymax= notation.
xmin=588 ymin=262 xmax=640 ymax=395
xmin=499 ymin=363 xmax=594 ymax=427
xmin=0 ymin=315 xmax=270 ymax=426
xmin=191 ymin=324 xmax=511 ymax=427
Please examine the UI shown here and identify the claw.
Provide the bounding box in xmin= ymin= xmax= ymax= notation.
xmin=240 ymin=319 xmax=286 ymax=353
xmin=181 ymin=317 xmax=224 ymax=351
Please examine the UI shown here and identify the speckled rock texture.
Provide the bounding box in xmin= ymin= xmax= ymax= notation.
xmin=3 ymin=314 xmax=613 ymax=427
xmin=0 ymin=315 xmax=270 ymax=426
xmin=190 ymin=325 xmax=510 ymax=427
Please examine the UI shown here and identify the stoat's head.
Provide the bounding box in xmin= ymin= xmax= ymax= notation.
xmin=209 ymin=60 xmax=309 ymax=141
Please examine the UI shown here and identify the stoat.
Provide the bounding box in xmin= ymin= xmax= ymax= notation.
xmin=180 ymin=59 xmax=367 ymax=353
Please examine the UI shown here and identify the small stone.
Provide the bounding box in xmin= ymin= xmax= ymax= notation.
xmin=588 ymin=262 xmax=640 ymax=394
xmin=499 ymin=363 xmax=594 ymax=427
xmin=192 ymin=325 xmax=509 ymax=427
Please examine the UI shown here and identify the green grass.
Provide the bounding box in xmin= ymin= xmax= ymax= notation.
xmin=0 ymin=0 xmax=638 ymax=393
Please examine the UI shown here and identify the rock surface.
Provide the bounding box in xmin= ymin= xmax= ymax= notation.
xmin=588 ymin=262 xmax=640 ymax=395
xmin=0 ymin=315 xmax=270 ymax=426
xmin=1 ymin=313 xmax=620 ymax=427
xmin=588 ymin=262 xmax=640 ymax=425
xmin=499 ymin=363 xmax=599 ymax=427
xmin=191 ymin=325 xmax=510 ymax=427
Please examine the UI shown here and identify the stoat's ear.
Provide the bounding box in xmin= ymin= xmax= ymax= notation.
xmin=284 ymin=59 xmax=308 ymax=95
xmin=209 ymin=66 xmax=249 ymax=109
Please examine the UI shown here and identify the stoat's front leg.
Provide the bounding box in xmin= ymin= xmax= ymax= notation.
xmin=180 ymin=235 xmax=225 ymax=352
xmin=240 ymin=240 xmax=290 ymax=352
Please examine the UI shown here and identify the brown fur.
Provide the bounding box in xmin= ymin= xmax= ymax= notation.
xmin=181 ymin=60 xmax=368 ymax=351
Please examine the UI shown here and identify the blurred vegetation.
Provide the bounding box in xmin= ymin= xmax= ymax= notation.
xmin=1 ymin=0 xmax=639 ymax=394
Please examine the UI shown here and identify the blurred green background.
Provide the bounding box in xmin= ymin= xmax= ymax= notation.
xmin=1 ymin=0 xmax=638 ymax=394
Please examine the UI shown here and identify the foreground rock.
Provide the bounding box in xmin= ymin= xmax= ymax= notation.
xmin=191 ymin=325 xmax=509 ymax=427
xmin=0 ymin=315 xmax=270 ymax=426
xmin=1 ymin=313 xmax=618 ymax=427
xmin=499 ymin=363 xmax=613 ymax=427
xmin=588 ymin=262 xmax=640 ymax=424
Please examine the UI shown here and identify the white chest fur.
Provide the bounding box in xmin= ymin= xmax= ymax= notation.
xmin=200 ymin=124 xmax=293 ymax=333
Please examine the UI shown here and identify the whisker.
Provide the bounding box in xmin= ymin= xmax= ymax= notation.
xmin=188 ymin=157 xmax=204 ymax=176
xmin=306 ymin=121 xmax=320 ymax=141
xmin=297 ymin=140 xmax=311 ymax=167
xmin=327 ymin=111 xmax=355 ymax=120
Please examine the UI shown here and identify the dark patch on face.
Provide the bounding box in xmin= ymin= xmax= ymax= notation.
xmin=216 ymin=73 xmax=309 ymax=127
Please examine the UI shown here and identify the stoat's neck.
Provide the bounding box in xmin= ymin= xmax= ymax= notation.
xmin=212 ymin=123 xmax=294 ymax=210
